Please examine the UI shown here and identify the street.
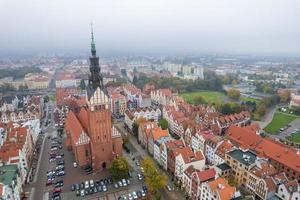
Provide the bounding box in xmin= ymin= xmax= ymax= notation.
xmin=114 ymin=122 xmax=185 ymax=200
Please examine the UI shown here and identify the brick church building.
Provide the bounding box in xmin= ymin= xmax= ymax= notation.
xmin=65 ymin=28 xmax=123 ymax=171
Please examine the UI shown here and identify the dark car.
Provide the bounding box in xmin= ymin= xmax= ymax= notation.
xmin=55 ymin=180 xmax=63 ymax=185
xmin=57 ymin=160 xmax=64 ymax=165
xmin=80 ymin=182 xmax=84 ymax=189
xmin=97 ymin=185 xmax=102 ymax=192
xmin=54 ymin=182 xmax=63 ymax=188
xmin=71 ymin=184 xmax=76 ymax=191
xmin=93 ymin=187 xmax=97 ymax=193
xmin=75 ymin=183 xmax=80 ymax=190
xmin=143 ymin=186 xmax=148 ymax=192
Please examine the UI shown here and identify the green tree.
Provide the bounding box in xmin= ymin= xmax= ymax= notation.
xmin=256 ymin=103 xmax=267 ymax=117
xmin=108 ymin=157 xmax=130 ymax=181
xmin=79 ymin=79 xmax=86 ymax=90
xmin=193 ymin=95 xmax=205 ymax=105
xmin=141 ymin=157 xmax=167 ymax=197
xmin=158 ymin=119 xmax=168 ymax=130
xmin=227 ymin=89 xmax=240 ymax=100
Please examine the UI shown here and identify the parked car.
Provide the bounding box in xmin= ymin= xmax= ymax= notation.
xmin=53 ymin=188 xmax=62 ymax=193
xmin=80 ymin=190 xmax=85 ymax=197
xmin=89 ymin=179 xmax=94 ymax=188
xmin=137 ymin=173 xmax=143 ymax=180
xmin=56 ymin=171 xmax=65 ymax=176
xmin=122 ymin=179 xmax=127 ymax=187
xmin=73 ymin=162 xmax=78 ymax=168
xmin=76 ymin=190 xmax=80 ymax=196
xmin=85 ymin=181 xmax=89 ymax=189
xmin=166 ymin=184 xmax=172 ymax=191
xmin=114 ymin=183 xmax=119 ymax=189
xmin=102 ymin=185 xmax=107 ymax=192
xmin=132 ymin=191 xmax=138 ymax=199
xmin=46 ymin=180 xmax=53 ymax=186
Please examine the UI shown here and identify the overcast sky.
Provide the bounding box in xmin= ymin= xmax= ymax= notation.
xmin=1 ymin=0 xmax=300 ymax=56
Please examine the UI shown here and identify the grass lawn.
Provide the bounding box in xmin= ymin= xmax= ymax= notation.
xmin=286 ymin=132 xmax=300 ymax=143
xmin=264 ymin=112 xmax=298 ymax=134
xmin=180 ymin=91 xmax=225 ymax=104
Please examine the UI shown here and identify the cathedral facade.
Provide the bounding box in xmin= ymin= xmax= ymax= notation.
xmin=65 ymin=29 xmax=123 ymax=171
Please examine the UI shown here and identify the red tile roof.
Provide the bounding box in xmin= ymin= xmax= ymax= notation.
xmin=174 ymin=147 xmax=204 ymax=164
xmin=65 ymin=111 xmax=85 ymax=144
xmin=226 ymin=125 xmax=262 ymax=149
xmin=197 ymin=168 xmax=216 ymax=182
xmin=255 ymin=138 xmax=300 ymax=173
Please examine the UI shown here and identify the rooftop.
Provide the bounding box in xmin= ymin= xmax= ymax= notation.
xmin=227 ymin=149 xmax=256 ymax=166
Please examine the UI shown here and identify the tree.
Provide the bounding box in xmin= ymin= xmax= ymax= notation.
xmin=141 ymin=157 xmax=167 ymax=197
xmin=256 ymin=103 xmax=267 ymax=117
xmin=227 ymin=89 xmax=240 ymax=100
xmin=108 ymin=157 xmax=130 ymax=181
xmin=132 ymin=117 xmax=147 ymax=136
xmin=193 ymin=95 xmax=205 ymax=105
xmin=79 ymin=79 xmax=86 ymax=90
xmin=158 ymin=119 xmax=168 ymax=130
xmin=132 ymin=122 xmax=139 ymax=136
xmin=279 ymin=91 xmax=290 ymax=103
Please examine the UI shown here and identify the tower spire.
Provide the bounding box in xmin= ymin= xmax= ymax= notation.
xmin=91 ymin=22 xmax=96 ymax=56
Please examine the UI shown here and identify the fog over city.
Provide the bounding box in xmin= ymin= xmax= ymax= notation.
xmin=1 ymin=0 xmax=300 ymax=56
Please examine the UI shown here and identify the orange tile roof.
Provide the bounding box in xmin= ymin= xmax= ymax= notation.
xmin=255 ymin=138 xmax=300 ymax=173
xmin=152 ymin=128 xmax=169 ymax=141
xmin=197 ymin=168 xmax=216 ymax=182
xmin=208 ymin=177 xmax=236 ymax=200
xmin=174 ymin=147 xmax=204 ymax=164
xmin=215 ymin=140 xmax=233 ymax=158
xmin=226 ymin=125 xmax=262 ymax=149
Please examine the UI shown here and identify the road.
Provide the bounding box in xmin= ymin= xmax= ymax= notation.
xmin=24 ymin=101 xmax=57 ymax=200
xmin=114 ymin=122 xmax=185 ymax=200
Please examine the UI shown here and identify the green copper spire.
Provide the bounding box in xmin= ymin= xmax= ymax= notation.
xmin=91 ymin=23 xmax=96 ymax=56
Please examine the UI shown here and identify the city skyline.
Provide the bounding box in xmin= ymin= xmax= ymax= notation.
xmin=1 ymin=0 xmax=300 ymax=56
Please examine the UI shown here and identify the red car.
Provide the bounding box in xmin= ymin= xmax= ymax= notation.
xmin=53 ymin=188 xmax=62 ymax=193
xmin=46 ymin=180 xmax=53 ymax=186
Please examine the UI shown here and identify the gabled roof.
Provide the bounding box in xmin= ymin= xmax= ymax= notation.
xmin=65 ymin=111 xmax=89 ymax=145
xmin=208 ymin=177 xmax=236 ymax=200
xmin=174 ymin=147 xmax=204 ymax=164
xmin=226 ymin=125 xmax=262 ymax=149
xmin=255 ymin=138 xmax=300 ymax=173
xmin=197 ymin=168 xmax=216 ymax=182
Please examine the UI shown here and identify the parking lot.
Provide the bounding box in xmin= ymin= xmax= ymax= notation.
xmin=43 ymin=133 xmax=148 ymax=200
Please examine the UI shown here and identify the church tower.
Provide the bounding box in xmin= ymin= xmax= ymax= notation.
xmin=86 ymin=25 xmax=113 ymax=171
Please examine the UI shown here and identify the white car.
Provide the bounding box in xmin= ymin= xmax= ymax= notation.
xmin=141 ymin=190 xmax=146 ymax=197
xmin=122 ymin=179 xmax=127 ymax=186
xmin=128 ymin=193 xmax=133 ymax=200
xmin=102 ymin=185 xmax=107 ymax=192
xmin=132 ymin=191 xmax=138 ymax=199
xmin=85 ymin=181 xmax=89 ymax=189
xmin=137 ymin=173 xmax=143 ymax=180
xmin=166 ymin=185 xmax=172 ymax=191
xmin=89 ymin=179 xmax=94 ymax=188
xmin=73 ymin=162 xmax=78 ymax=168
xmin=80 ymin=189 xmax=85 ymax=196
